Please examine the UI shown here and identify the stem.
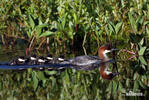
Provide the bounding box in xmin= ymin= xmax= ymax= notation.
xmin=29 ymin=36 xmax=35 ymax=49
xmin=37 ymin=38 xmax=46 ymax=50
xmin=82 ymin=32 xmax=87 ymax=55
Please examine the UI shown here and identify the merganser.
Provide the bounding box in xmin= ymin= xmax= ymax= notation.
xmin=55 ymin=55 xmax=66 ymax=64
xmin=61 ymin=44 xmax=119 ymax=79
xmin=26 ymin=55 xmax=38 ymax=65
xmin=64 ymin=44 xmax=116 ymax=66
xmin=45 ymin=54 xmax=54 ymax=64
xmin=37 ymin=56 xmax=47 ymax=65
xmin=9 ymin=56 xmax=26 ymax=65
xmin=99 ymin=62 xmax=120 ymax=80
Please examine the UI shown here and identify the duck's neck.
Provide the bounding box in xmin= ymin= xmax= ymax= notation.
xmin=99 ymin=64 xmax=112 ymax=80
xmin=99 ymin=52 xmax=109 ymax=62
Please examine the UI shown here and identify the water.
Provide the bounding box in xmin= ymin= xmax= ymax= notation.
xmin=0 ymin=45 xmax=148 ymax=100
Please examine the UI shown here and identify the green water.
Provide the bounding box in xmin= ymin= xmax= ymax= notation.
xmin=0 ymin=44 xmax=148 ymax=100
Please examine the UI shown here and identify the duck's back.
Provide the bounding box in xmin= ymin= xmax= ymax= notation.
xmin=69 ymin=55 xmax=101 ymax=66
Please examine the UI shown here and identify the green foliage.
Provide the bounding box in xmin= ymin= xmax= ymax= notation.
xmin=25 ymin=15 xmax=55 ymax=39
xmin=0 ymin=0 xmax=149 ymax=99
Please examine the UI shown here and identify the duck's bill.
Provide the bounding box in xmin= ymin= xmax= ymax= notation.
xmin=111 ymin=48 xmax=118 ymax=51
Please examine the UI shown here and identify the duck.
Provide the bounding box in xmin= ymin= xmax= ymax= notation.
xmin=9 ymin=56 xmax=26 ymax=65
xmin=26 ymin=54 xmax=38 ymax=65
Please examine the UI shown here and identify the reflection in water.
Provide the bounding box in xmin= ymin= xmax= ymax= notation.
xmin=0 ymin=45 xmax=149 ymax=99
xmin=99 ymin=61 xmax=119 ymax=80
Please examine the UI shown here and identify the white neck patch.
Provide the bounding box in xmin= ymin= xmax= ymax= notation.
xmin=38 ymin=59 xmax=45 ymax=62
xmin=58 ymin=58 xmax=64 ymax=61
xmin=104 ymin=71 xmax=112 ymax=75
xmin=30 ymin=57 xmax=37 ymax=60
xmin=46 ymin=57 xmax=53 ymax=60
xmin=103 ymin=50 xmax=111 ymax=54
xmin=18 ymin=58 xmax=25 ymax=62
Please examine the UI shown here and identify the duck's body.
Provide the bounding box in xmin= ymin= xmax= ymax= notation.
xmin=37 ymin=56 xmax=47 ymax=65
xmin=99 ymin=62 xmax=119 ymax=80
xmin=26 ymin=55 xmax=38 ymax=65
xmin=45 ymin=54 xmax=54 ymax=64
xmin=62 ymin=44 xmax=113 ymax=66
xmin=68 ymin=55 xmax=101 ymax=66
xmin=9 ymin=56 xmax=26 ymax=65
xmin=61 ymin=44 xmax=119 ymax=79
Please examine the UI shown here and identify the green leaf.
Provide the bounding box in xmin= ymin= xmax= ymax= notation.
xmin=133 ymin=72 xmax=138 ymax=80
xmin=73 ymin=13 xmax=78 ymax=24
xmin=37 ymin=71 xmax=45 ymax=80
xmin=39 ymin=31 xmax=55 ymax=37
xmin=139 ymin=56 xmax=147 ymax=65
xmin=144 ymin=21 xmax=149 ymax=25
xmin=146 ymin=27 xmax=149 ymax=36
xmin=108 ymin=23 xmax=114 ymax=35
xmin=115 ymin=22 xmax=122 ymax=34
xmin=36 ymin=27 xmax=42 ymax=38
xmin=128 ymin=12 xmax=137 ymax=32
xmin=129 ymin=33 xmax=143 ymax=43
xmin=29 ymin=15 xmax=35 ymax=29
xmin=62 ymin=14 xmax=67 ymax=29
xmin=112 ymin=81 xmax=117 ymax=94
xmin=36 ymin=24 xmax=48 ymax=28
xmin=138 ymin=47 xmax=147 ymax=55
xmin=45 ymin=70 xmax=57 ymax=75
xmin=136 ymin=15 xmax=144 ymax=25
xmin=36 ymin=24 xmax=49 ymax=37
xmin=133 ymin=81 xmax=139 ymax=90
xmin=139 ymin=80 xmax=147 ymax=89
xmin=27 ymin=29 xmax=32 ymax=38
xmin=32 ymin=72 xmax=38 ymax=91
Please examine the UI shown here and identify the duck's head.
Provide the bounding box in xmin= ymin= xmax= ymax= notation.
xmin=100 ymin=64 xmax=120 ymax=80
xmin=98 ymin=44 xmax=117 ymax=61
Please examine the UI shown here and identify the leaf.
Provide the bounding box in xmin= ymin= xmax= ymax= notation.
xmin=133 ymin=72 xmax=138 ymax=80
xmin=45 ymin=70 xmax=57 ymax=75
xmin=144 ymin=21 xmax=149 ymax=25
xmin=139 ymin=80 xmax=147 ymax=89
xmin=138 ymin=47 xmax=147 ymax=55
xmin=36 ymin=27 xmax=42 ymax=38
xmin=62 ymin=14 xmax=67 ymax=29
xmin=32 ymin=72 xmax=38 ymax=91
xmin=112 ymin=81 xmax=117 ymax=94
xmin=73 ymin=13 xmax=78 ymax=24
xmin=133 ymin=81 xmax=139 ymax=90
xmin=129 ymin=33 xmax=143 ymax=43
xmin=108 ymin=23 xmax=114 ymax=35
xmin=36 ymin=24 xmax=49 ymax=28
xmin=136 ymin=15 xmax=144 ymax=25
xmin=39 ymin=31 xmax=55 ymax=37
xmin=29 ymin=15 xmax=35 ymax=29
xmin=37 ymin=71 xmax=45 ymax=80
xmin=126 ymin=79 xmax=130 ymax=87
xmin=128 ymin=12 xmax=137 ymax=32
xmin=139 ymin=56 xmax=147 ymax=65
xmin=36 ymin=24 xmax=49 ymax=37
xmin=115 ymin=22 xmax=122 ymax=34
xmin=146 ymin=27 xmax=149 ymax=36
xmin=27 ymin=29 xmax=32 ymax=38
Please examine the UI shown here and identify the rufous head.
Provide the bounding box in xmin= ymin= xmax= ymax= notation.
xmin=98 ymin=44 xmax=117 ymax=61
xmin=100 ymin=64 xmax=119 ymax=80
